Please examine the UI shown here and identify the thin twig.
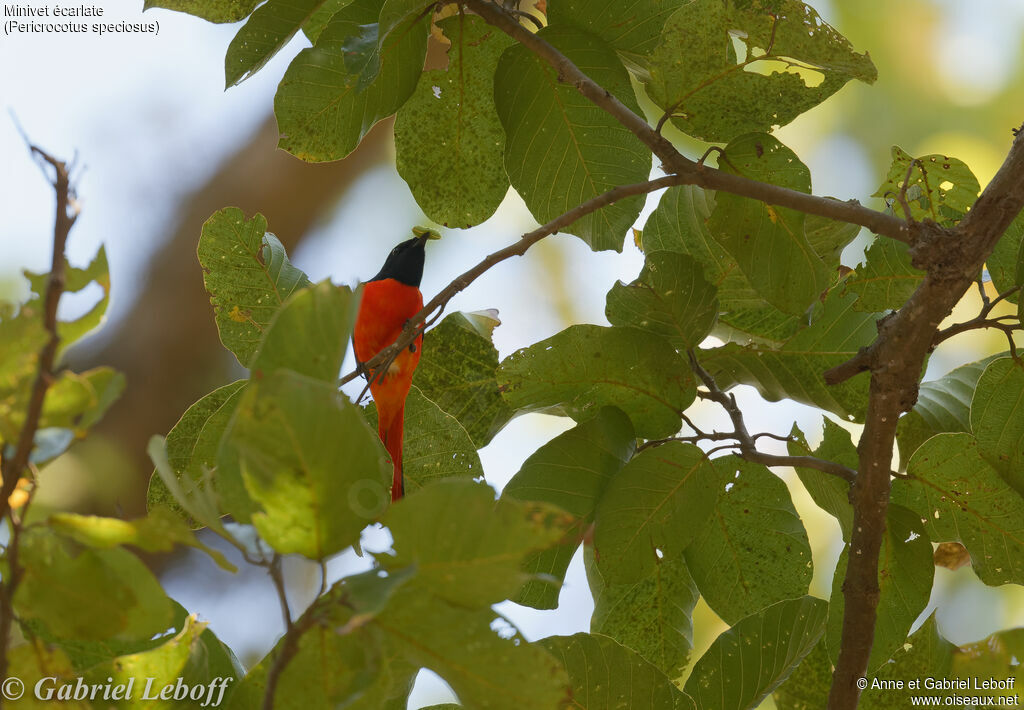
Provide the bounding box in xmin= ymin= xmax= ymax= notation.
xmin=687 ymin=350 xmax=857 ymax=483
xmin=931 ymin=285 xmax=1023 ymax=350
xmin=0 ymin=141 xmax=79 ymax=697
xmin=339 ymin=174 xmax=686 ymax=387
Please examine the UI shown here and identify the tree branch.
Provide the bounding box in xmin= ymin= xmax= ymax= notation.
xmin=463 ymin=0 xmax=912 ymax=245
xmin=687 ymin=351 xmax=857 ymax=483
xmin=828 ymin=129 xmax=1024 ymax=710
xmin=339 ymin=174 xmax=685 ymax=386
xmin=0 ymin=143 xmax=78 ymax=702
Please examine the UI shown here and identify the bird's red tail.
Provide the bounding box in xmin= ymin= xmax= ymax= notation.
xmin=379 ymin=404 xmax=405 ymax=502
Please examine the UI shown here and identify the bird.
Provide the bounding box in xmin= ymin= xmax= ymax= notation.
xmin=352 ymin=229 xmax=436 ymax=502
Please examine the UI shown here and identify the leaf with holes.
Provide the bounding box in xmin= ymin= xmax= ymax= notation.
xmin=504 ymin=407 xmax=636 ymax=609
xmin=684 ymin=456 xmax=812 ymax=625
xmin=873 ymin=147 xmax=980 ymax=227
xmin=892 ymin=433 xmax=1024 ymax=586
xmin=395 ymin=15 xmax=512 ymax=228
xmin=494 ymin=26 xmax=650 ymax=251
xmin=499 ymin=324 xmax=695 ymax=439
xmin=198 ymin=208 xmax=310 ymax=368
xmin=594 ymin=442 xmax=718 ymax=584
xmin=684 ymin=596 xmax=828 ymax=710
xmin=646 ymin=0 xmax=876 ymax=142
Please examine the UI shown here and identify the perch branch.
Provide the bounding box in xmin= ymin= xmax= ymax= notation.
xmin=339 ymin=174 xmax=685 ymax=387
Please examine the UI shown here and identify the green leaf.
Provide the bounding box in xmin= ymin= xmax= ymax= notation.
xmin=504 ymin=407 xmax=636 ymax=609
xmin=987 ymin=209 xmax=1024 ymax=302
xmin=804 ymin=213 xmax=861 ymax=271
xmin=952 ymin=628 xmax=1024 ymax=699
xmin=49 ymin=506 xmax=236 ymax=572
xmin=844 ymin=236 xmax=924 ymax=312
xmin=892 ymin=433 xmax=1024 ymax=586
xmin=606 ymin=250 xmax=719 ymax=349
xmin=873 ymin=147 xmax=980 ymax=227
xmin=788 ymin=420 xmax=855 ymax=541
xmin=301 ymin=0 xmax=352 ymax=42
xmin=541 ymin=633 xmax=696 ymax=710
xmin=771 ymin=639 xmax=833 ymax=710
xmin=970 ymin=357 xmax=1024 ymax=491
xmin=701 ymin=286 xmax=878 ymax=421
xmin=395 ymin=14 xmax=512 ymax=228
xmin=646 ymin=0 xmax=876 ymax=142
xmin=548 ymin=0 xmax=682 ymax=60
xmin=684 ymin=456 xmax=812 ymax=625
xmin=24 ymin=245 xmax=112 ymax=356
xmin=684 ymin=596 xmax=828 ymax=710
xmin=225 ymin=0 xmax=349 ymax=87
xmin=148 ymin=436 xmax=233 ymax=537
xmin=250 ymin=281 xmax=358 ymax=381
xmin=379 ymin=588 xmax=572 ymax=710
xmin=147 ymin=380 xmax=250 ymax=526
xmin=494 ymin=26 xmax=650 ymax=252
xmin=383 ymin=480 xmax=574 ymax=607
xmin=499 ymin=324 xmax=695 ymax=439
xmin=708 ymin=133 xmax=828 ymax=315
xmin=274 ymin=0 xmax=429 ymax=161
xmin=228 ymin=370 xmax=391 ymax=558
xmin=197 ymin=208 xmax=311 ymax=368
xmin=825 ymin=504 xmax=933 ymax=672
xmin=896 ymin=356 xmax=997 ymax=465
xmin=143 ymin=0 xmax=258 ymax=22
xmin=37 ymin=367 xmax=124 ymax=437
xmin=6 ymin=642 xmax=90 ymax=710
xmin=413 ymin=311 xmax=513 ymax=448
xmin=366 ymin=385 xmax=482 ymax=494
xmin=227 ymin=568 xmax=415 ymax=710
xmin=859 ymin=615 xmax=955 ymax=710
xmin=15 ymin=528 xmax=172 ymax=642
xmin=586 ymin=548 xmax=700 ymax=681
xmin=640 ymin=185 xmax=805 ymax=344
xmin=594 ymin=442 xmax=718 ymax=584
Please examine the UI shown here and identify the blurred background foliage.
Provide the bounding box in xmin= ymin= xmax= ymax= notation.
xmin=2 ymin=0 xmax=1023 ymax=704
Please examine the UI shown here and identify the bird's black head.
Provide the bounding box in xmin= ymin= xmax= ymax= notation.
xmin=369 ymin=233 xmax=431 ymax=287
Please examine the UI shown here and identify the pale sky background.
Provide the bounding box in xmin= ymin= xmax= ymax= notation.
xmin=3 ymin=1 xmax=1024 ymax=706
